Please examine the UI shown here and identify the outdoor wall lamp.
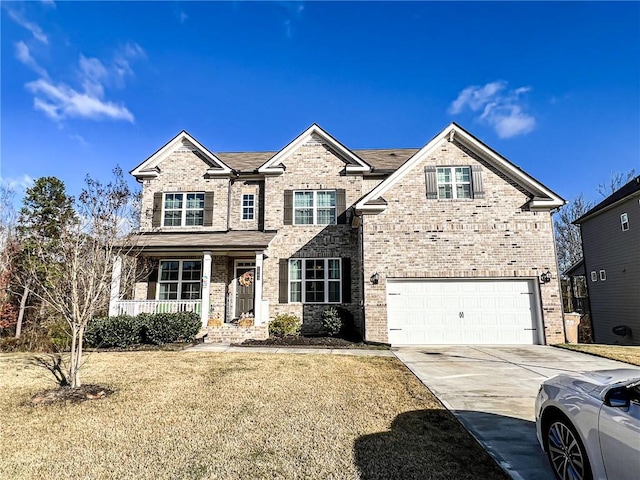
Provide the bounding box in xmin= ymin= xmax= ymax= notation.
xmin=370 ymin=272 xmax=379 ymax=285
xmin=145 ymin=208 xmax=153 ymax=218
xmin=539 ymin=269 xmax=552 ymax=284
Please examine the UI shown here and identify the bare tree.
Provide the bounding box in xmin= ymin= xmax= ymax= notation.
xmin=554 ymin=193 xmax=594 ymax=274
xmin=0 ymin=185 xmax=18 ymax=331
xmin=22 ymin=168 xmax=141 ymax=387
xmin=597 ymin=169 xmax=637 ymax=198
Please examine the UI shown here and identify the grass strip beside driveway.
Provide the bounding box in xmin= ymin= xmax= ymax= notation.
xmin=0 ymin=352 xmax=507 ymax=480
xmin=557 ymin=344 xmax=640 ymax=366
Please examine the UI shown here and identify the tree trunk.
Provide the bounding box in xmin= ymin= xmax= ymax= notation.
xmin=15 ymin=285 xmax=29 ymax=339
xmin=69 ymin=324 xmax=79 ymax=388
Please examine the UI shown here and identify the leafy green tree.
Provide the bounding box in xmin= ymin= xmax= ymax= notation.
xmin=13 ymin=178 xmax=77 ymax=338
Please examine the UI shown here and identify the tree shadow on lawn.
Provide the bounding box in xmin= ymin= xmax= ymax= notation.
xmin=354 ymin=409 xmax=521 ymax=480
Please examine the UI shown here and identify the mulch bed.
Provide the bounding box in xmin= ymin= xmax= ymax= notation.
xmin=30 ymin=384 xmax=114 ymax=406
xmin=239 ymin=336 xmax=389 ymax=349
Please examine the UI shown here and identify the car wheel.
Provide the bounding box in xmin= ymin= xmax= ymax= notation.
xmin=544 ymin=418 xmax=593 ymax=480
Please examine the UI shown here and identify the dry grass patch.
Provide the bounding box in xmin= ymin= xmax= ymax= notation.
xmin=0 ymin=352 xmax=507 ymax=480
xmin=558 ymin=344 xmax=640 ymax=366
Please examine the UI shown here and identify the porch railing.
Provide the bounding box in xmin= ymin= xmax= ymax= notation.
xmin=113 ymin=300 xmax=202 ymax=317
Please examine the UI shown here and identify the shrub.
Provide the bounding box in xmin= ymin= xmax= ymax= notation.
xmin=141 ymin=312 xmax=201 ymax=345
xmin=46 ymin=318 xmax=72 ymax=351
xmin=0 ymin=327 xmax=56 ymax=353
xmin=322 ymin=307 xmax=343 ymax=337
xmin=85 ymin=315 xmax=142 ymax=348
xmin=269 ymin=314 xmax=301 ymax=337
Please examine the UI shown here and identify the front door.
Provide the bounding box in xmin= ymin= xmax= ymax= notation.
xmin=235 ymin=261 xmax=255 ymax=318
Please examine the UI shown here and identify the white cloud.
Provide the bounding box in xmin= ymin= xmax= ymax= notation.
xmin=3 ymin=5 xmax=48 ymax=44
xmin=179 ymin=11 xmax=188 ymax=24
xmin=17 ymin=42 xmax=144 ymax=124
xmin=14 ymin=41 xmax=49 ymax=78
xmin=1 ymin=174 xmax=35 ymax=192
xmin=27 ymin=78 xmax=134 ymax=123
xmin=112 ymin=42 xmax=146 ymax=86
xmin=276 ymin=1 xmax=304 ymax=38
xmin=448 ymin=81 xmax=536 ymax=138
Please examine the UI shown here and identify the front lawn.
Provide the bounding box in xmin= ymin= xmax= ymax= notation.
xmin=0 ymin=351 xmax=506 ymax=479
xmin=558 ymin=344 xmax=640 ymax=366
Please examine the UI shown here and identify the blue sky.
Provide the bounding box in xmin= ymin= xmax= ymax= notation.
xmin=2 ymin=1 xmax=639 ymax=208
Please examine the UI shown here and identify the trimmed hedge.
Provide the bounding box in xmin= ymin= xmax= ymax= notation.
xmin=85 ymin=315 xmax=142 ymax=348
xmin=139 ymin=312 xmax=201 ymax=345
xmin=85 ymin=312 xmax=200 ymax=348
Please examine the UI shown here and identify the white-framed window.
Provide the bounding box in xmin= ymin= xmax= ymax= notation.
xmin=163 ymin=193 xmax=205 ymax=227
xmin=621 ymin=213 xmax=629 ymax=231
xmin=294 ymin=190 xmax=336 ymax=225
xmin=599 ymin=270 xmax=606 ymax=281
xmin=289 ymin=258 xmax=341 ymax=303
xmin=242 ymin=194 xmax=255 ymax=221
xmin=158 ymin=260 xmax=202 ymax=300
xmin=590 ymin=271 xmax=598 ymax=282
xmin=437 ymin=167 xmax=472 ymax=199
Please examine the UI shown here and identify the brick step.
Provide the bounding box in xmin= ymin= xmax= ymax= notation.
xmin=202 ymin=324 xmax=268 ymax=344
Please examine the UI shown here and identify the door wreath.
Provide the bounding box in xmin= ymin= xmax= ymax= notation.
xmin=238 ymin=270 xmax=254 ymax=287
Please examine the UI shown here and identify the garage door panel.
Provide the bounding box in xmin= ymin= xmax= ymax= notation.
xmin=387 ymin=279 xmax=539 ymax=345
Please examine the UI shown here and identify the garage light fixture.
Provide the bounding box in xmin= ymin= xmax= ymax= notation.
xmin=539 ymin=269 xmax=552 ymax=284
xmin=370 ymin=272 xmax=379 ymax=285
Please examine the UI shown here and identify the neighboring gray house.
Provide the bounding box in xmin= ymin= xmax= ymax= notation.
xmin=109 ymin=123 xmax=566 ymax=345
xmin=574 ymin=176 xmax=640 ymax=345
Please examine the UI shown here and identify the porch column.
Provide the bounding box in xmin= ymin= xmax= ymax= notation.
xmin=108 ymin=255 xmax=122 ymax=317
xmin=254 ymin=251 xmax=264 ymax=325
xmin=201 ymin=251 xmax=212 ymax=328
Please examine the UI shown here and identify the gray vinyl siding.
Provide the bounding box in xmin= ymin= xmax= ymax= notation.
xmin=581 ymin=195 xmax=640 ymax=345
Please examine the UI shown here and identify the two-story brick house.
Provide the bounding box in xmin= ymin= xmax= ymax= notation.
xmin=109 ymin=123 xmax=566 ymax=345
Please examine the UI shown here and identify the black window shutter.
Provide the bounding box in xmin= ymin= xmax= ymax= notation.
xmin=147 ymin=265 xmax=158 ymax=300
xmin=279 ymin=259 xmax=289 ymax=303
xmin=283 ymin=190 xmax=293 ymax=225
xmin=336 ymin=189 xmax=347 ymax=224
xmin=204 ymin=192 xmax=215 ymax=226
xmin=152 ymin=192 xmax=163 ymax=227
xmin=341 ymin=258 xmax=351 ymax=303
xmin=425 ymin=166 xmax=438 ymax=199
xmin=471 ymin=165 xmax=485 ymax=199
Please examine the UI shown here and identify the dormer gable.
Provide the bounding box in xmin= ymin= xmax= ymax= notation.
xmin=130 ymin=130 xmax=233 ymax=180
xmin=356 ymin=123 xmax=565 ymax=214
xmin=258 ymin=123 xmax=371 ymax=175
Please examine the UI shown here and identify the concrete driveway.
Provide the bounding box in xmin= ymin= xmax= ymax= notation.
xmin=394 ymin=345 xmax=639 ymax=480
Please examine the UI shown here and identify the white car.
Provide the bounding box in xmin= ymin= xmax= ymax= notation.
xmin=535 ymin=369 xmax=640 ymax=480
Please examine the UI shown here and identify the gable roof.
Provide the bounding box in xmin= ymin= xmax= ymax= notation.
xmin=130 ymin=130 xmax=233 ymax=180
xmin=355 ymin=123 xmax=565 ymax=214
xmin=573 ymin=175 xmax=640 ymax=224
xmin=257 ymin=123 xmax=372 ymax=174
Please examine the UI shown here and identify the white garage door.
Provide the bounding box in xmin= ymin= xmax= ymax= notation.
xmin=387 ymin=279 xmax=540 ymax=345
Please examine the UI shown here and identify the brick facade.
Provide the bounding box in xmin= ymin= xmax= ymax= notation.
xmin=361 ymin=139 xmax=564 ymax=343
xmin=126 ymin=125 xmax=565 ymax=344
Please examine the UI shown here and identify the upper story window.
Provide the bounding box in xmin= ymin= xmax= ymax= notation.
xmin=242 ymin=194 xmax=255 ymax=221
xmin=289 ymin=258 xmax=341 ymax=303
xmin=163 ymin=193 xmax=205 ymax=227
xmin=158 ymin=260 xmax=202 ymax=300
xmin=437 ymin=167 xmax=472 ymax=199
xmin=294 ymin=190 xmax=336 ymax=225
xmin=621 ymin=213 xmax=629 ymax=231
xmin=425 ymin=165 xmax=484 ymax=200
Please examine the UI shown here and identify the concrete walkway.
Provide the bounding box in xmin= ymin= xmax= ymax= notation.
xmin=394 ymin=345 xmax=640 ymax=480
xmin=185 ymin=343 xmax=394 ymax=356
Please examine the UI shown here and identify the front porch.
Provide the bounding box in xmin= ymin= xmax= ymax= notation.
xmin=109 ymin=231 xmax=277 ymax=339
